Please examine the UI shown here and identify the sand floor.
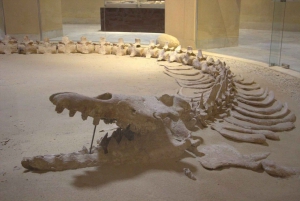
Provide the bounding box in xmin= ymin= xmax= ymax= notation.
xmin=0 ymin=54 xmax=300 ymax=201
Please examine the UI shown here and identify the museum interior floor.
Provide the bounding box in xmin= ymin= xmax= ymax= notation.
xmin=2 ymin=24 xmax=300 ymax=201
xmin=51 ymin=24 xmax=300 ymax=73
xmin=1 ymin=43 xmax=300 ymax=201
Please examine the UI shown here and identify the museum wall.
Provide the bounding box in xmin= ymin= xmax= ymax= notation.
xmin=0 ymin=0 xmax=5 ymax=39
xmin=39 ymin=0 xmax=63 ymax=39
xmin=61 ymin=0 xmax=104 ymax=24
xmin=165 ymin=0 xmax=197 ymax=48
xmin=2 ymin=0 xmax=63 ymax=40
xmin=239 ymin=0 xmax=300 ymax=32
xmin=2 ymin=0 xmax=40 ymax=39
xmin=284 ymin=3 xmax=300 ymax=32
xmin=239 ymin=0 xmax=273 ymax=30
xmin=197 ymin=0 xmax=240 ymax=49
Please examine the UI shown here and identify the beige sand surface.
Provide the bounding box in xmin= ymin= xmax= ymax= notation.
xmin=0 ymin=54 xmax=300 ymax=201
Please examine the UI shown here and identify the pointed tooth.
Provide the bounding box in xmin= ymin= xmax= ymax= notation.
xmin=55 ymin=105 xmax=64 ymax=113
xmin=124 ymin=125 xmax=134 ymax=141
xmin=69 ymin=110 xmax=76 ymax=117
xmin=93 ymin=118 xmax=100 ymax=126
xmin=112 ymin=128 xmax=123 ymax=144
xmin=81 ymin=113 xmax=88 ymax=120
xmin=100 ymin=133 xmax=111 ymax=154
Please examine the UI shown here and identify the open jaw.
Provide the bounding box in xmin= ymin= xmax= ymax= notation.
xmin=19 ymin=58 xmax=297 ymax=176
xmin=21 ymin=92 xmax=201 ymax=171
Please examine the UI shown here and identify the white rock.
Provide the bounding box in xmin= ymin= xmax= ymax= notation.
xmin=156 ymin=34 xmax=180 ymax=49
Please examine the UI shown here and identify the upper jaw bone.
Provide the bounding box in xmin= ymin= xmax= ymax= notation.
xmin=50 ymin=92 xmax=106 ymax=119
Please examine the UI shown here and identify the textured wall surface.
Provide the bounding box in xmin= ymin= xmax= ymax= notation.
xmin=284 ymin=3 xmax=300 ymax=32
xmin=239 ymin=0 xmax=274 ymax=30
xmin=101 ymin=8 xmax=164 ymax=33
xmin=2 ymin=0 xmax=62 ymax=40
xmin=39 ymin=0 xmax=62 ymax=32
xmin=3 ymin=0 xmax=40 ymax=35
xmin=165 ymin=0 xmax=197 ymax=48
xmin=0 ymin=0 xmax=5 ymax=38
xmin=240 ymin=0 xmax=300 ymax=31
xmin=39 ymin=0 xmax=63 ymax=39
xmin=165 ymin=0 xmax=240 ymax=49
xmin=61 ymin=0 xmax=104 ymax=24
xmin=197 ymin=0 xmax=240 ymax=49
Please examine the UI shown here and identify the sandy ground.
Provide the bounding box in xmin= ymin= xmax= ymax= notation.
xmin=0 ymin=54 xmax=300 ymax=201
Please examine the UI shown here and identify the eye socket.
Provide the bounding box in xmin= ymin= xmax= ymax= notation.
xmin=95 ymin=93 xmax=112 ymax=100
xmin=157 ymin=94 xmax=174 ymax=107
xmin=131 ymin=109 xmax=136 ymax=115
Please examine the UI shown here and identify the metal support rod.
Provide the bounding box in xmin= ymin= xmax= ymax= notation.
xmin=37 ymin=0 xmax=43 ymax=40
xmin=89 ymin=125 xmax=97 ymax=154
xmin=1 ymin=0 xmax=7 ymax=35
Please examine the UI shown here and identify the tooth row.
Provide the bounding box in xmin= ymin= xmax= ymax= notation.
xmin=98 ymin=125 xmax=135 ymax=154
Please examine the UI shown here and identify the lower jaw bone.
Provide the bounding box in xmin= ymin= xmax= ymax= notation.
xmin=21 ymin=146 xmax=100 ymax=171
xmin=21 ymin=127 xmax=192 ymax=171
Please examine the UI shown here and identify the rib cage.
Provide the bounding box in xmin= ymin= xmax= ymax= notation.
xmin=163 ymin=59 xmax=296 ymax=144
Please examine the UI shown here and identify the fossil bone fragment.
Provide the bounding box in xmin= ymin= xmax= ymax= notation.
xmin=192 ymin=50 xmax=204 ymax=69
xmin=0 ymin=35 xmax=18 ymax=54
xmin=129 ymin=38 xmax=145 ymax=57
xmin=225 ymin=117 xmax=295 ymax=132
xmin=157 ymin=42 xmax=174 ymax=61
xmin=183 ymin=168 xmax=197 ymax=180
xmin=57 ymin=36 xmax=77 ymax=54
xmin=231 ymin=110 xmax=296 ymax=126
xmin=76 ymin=36 xmax=95 ymax=54
xmin=211 ymin=123 xmax=267 ymax=144
xmin=111 ymin=38 xmax=128 ymax=56
xmin=198 ymin=143 xmax=270 ymax=170
xmin=157 ymin=49 xmax=167 ymax=61
xmin=211 ymin=122 xmax=279 ymax=141
xmin=37 ymin=38 xmax=57 ymax=54
xmin=99 ymin=37 xmax=112 ymax=55
xmin=116 ymin=44 xmax=128 ymax=56
xmin=21 ymin=146 xmax=99 ymax=171
xmin=17 ymin=36 xmax=38 ymax=54
xmin=145 ymin=40 xmax=160 ymax=58
xmin=126 ymin=38 xmax=139 ymax=55
xmin=182 ymin=46 xmax=196 ymax=65
xmin=130 ymin=44 xmax=145 ymax=57
xmin=261 ymin=159 xmax=300 ymax=178
xmin=169 ymin=45 xmax=184 ymax=63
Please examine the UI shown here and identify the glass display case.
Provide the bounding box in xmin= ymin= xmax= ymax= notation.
xmin=101 ymin=0 xmax=165 ymax=32
xmin=104 ymin=0 xmax=165 ymax=9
